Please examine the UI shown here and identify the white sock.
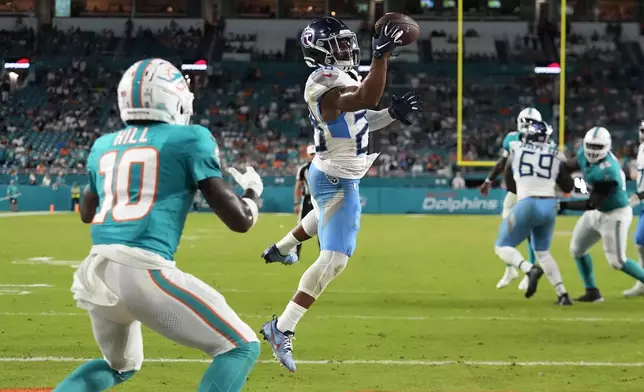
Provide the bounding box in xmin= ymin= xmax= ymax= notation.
xmin=276 ymin=232 xmax=299 ymax=255
xmin=276 ymin=301 xmax=307 ymax=333
xmin=495 ymin=246 xmax=532 ymax=273
xmin=535 ymin=251 xmax=567 ymax=296
xmin=638 ymin=246 xmax=644 ymax=268
xmin=301 ymin=210 xmax=318 ymax=236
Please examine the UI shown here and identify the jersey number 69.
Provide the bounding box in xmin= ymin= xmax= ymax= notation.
xmin=518 ymin=150 xmax=554 ymax=179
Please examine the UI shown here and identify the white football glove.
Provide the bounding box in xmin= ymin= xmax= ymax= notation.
xmin=227 ymin=166 xmax=263 ymax=197
xmin=629 ymin=193 xmax=641 ymax=207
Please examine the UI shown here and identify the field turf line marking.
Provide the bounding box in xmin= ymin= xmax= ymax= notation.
xmin=2 ymin=357 xmax=644 ymax=367
xmin=2 ymin=312 xmax=644 ymax=323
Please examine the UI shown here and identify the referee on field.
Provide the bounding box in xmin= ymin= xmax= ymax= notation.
xmin=294 ymin=145 xmax=319 ymax=258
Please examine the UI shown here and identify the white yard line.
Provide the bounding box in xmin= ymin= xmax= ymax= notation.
xmin=1 ymin=312 xmax=643 ymax=323
xmin=0 ymin=356 xmax=643 ymax=367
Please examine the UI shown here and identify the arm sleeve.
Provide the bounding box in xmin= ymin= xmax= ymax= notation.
xmin=365 ymin=109 xmax=395 ymax=131
xmin=188 ymin=127 xmax=223 ymax=183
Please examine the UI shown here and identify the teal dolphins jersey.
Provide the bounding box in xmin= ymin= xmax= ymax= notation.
xmin=87 ymin=123 xmax=222 ymax=261
xmin=501 ymin=132 xmax=521 ymax=158
xmin=576 ymin=146 xmax=628 ymax=212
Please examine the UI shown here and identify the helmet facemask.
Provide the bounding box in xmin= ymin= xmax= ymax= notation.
xmin=304 ymin=30 xmax=360 ymax=71
xmin=584 ymin=141 xmax=610 ymax=163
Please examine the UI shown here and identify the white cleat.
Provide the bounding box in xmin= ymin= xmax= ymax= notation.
xmin=496 ymin=267 xmax=519 ymax=289
xmin=518 ymin=275 xmax=529 ymax=292
xmin=623 ymin=282 xmax=644 ymax=297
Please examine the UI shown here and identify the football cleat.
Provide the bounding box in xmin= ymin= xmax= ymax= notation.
xmin=262 ymin=245 xmax=299 ymax=265
xmin=524 ymin=265 xmax=543 ymax=298
xmin=518 ymin=275 xmax=529 ymax=291
xmin=623 ymin=282 xmax=644 ymax=297
xmin=496 ymin=266 xmax=519 ymax=289
xmin=260 ymin=316 xmax=296 ymax=372
xmin=576 ymin=288 xmax=605 ymax=302
xmin=555 ymin=293 xmax=573 ymax=306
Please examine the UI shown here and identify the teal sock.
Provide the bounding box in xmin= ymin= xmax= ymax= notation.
xmin=527 ymin=236 xmax=536 ymax=265
xmin=621 ymin=259 xmax=644 ymax=282
xmin=575 ymin=254 xmax=597 ymax=289
xmin=199 ymin=341 xmax=260 ymax=392
xmin=53 ymin=359 xmax=136 ymax=392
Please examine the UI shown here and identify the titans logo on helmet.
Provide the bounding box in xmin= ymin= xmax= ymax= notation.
xmin=301 ymin=27 xmax=315 ymax=48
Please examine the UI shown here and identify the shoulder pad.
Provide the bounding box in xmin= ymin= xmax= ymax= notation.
xmin=305 ymin=67 xmax=358 ymax=103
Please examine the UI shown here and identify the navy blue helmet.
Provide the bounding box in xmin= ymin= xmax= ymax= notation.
xmin=525 ymin=121 xmax=552 ymax=144
xmin=300 ymin=17 xmax=360 ymax=70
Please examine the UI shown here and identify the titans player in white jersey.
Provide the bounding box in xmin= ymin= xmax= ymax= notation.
xmin=481 ymin=107 xmax=543 ymax=290
xmin=259 ymin=17 xmax=422 ymax=372
xmin=624 ymin=121 xmax=644 ymax=297
xmin=495 ymin=120 xmax=575 ymax=305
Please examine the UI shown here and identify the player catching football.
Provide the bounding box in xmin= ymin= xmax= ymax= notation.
xmin=258 ymin=15 xmax=422 ymax=372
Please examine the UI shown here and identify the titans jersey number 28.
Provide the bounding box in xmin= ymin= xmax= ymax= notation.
xmin=304 ymin=66 xmax=378 ymax=179
xmin=510 ymin=141 xmax=560 ymax=200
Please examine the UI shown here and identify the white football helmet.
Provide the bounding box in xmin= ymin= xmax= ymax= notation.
xmin=118 ymin=58 xmax=194 ymax=126
xmin=517 ymin=107 xmax=543 ymax=133
xmin=639 ymin=121 xmax=644 ymax=142
xmin=583 ymin=126 xmax=611 ymax=163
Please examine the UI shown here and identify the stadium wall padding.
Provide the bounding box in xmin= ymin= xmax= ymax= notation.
xmin=3 ymin=185 xmax=643 ymax=216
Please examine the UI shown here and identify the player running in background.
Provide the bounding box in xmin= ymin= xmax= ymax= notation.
xmin=624 ymin=121 xmax=644 ymax=297
xmin=54 ymin=58 xmax=263 ymax=392
xmin=560 ymin=127 xmax=644 ymax=302
xmin=495 ymin=120 xmax=574 ymax=305
xmin=481 ymin=107 xmax=542 ymax=291
xmin=259 ymin=17 xmax=422 ymax=372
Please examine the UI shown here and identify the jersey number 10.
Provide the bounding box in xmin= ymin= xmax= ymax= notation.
xmin=93 ymin=147 xmax=159 ymax=223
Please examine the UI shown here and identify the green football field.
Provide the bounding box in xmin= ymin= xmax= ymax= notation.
xmin=2 ymin=212 xmax=644 ymax=392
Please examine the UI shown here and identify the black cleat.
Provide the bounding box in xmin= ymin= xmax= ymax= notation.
xmin=524 ymin=265 xmax=543 ymax=298
xmin=555 ymin=293 xmax=573 ymax=306
xmin=576 ymin=288 xmax=604 ymax=302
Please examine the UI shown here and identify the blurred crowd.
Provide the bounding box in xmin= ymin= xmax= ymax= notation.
xmin=1 ymin=22 xmax=643 ymax=183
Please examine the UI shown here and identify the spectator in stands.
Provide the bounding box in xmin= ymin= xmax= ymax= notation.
xmin=42 ymin=173 xmax=51 ymax=187
xmin=452 ymin=172 xmax=466 ymax=189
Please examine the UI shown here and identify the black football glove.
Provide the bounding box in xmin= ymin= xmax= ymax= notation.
xmin=388 ymin=92 xmax=423 ymax=126
xmin=372 ymin=21 xmax=404 ymax=59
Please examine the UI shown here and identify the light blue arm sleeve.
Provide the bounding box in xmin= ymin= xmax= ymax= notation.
xmin=188 ymin=126 xmax=223 ymax=183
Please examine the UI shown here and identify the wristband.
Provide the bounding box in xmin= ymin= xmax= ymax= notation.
xmin=242 ymin=197 xmax=259 ymax=227
xmin=484 ymin=178 xmax=492 ymax=184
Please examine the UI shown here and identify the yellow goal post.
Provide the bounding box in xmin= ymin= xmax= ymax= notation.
xmin=456 ymin=0 xmax=568 ymax=168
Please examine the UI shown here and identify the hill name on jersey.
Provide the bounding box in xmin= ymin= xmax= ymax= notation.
xmin=304 ymin=66 xmax=378 ymax=179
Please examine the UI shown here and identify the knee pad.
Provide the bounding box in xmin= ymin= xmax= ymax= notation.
xmin=605 ymin=255 xmax=623 ymax=270
xmin=569 ymin=244 xmax=584 ymax=259
xmin=297 ymin=251 xmax=349 ymax=298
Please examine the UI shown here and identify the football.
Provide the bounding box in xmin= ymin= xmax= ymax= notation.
xmin=374 ymin=12 xmax=421 ymax=46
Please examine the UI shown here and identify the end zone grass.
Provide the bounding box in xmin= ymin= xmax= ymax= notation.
xmin=1 ymin=213 xmax=644 ymax=391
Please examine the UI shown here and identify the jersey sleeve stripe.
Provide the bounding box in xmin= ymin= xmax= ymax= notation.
xmin=148 ymin=270 xmax=249 ymax=346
